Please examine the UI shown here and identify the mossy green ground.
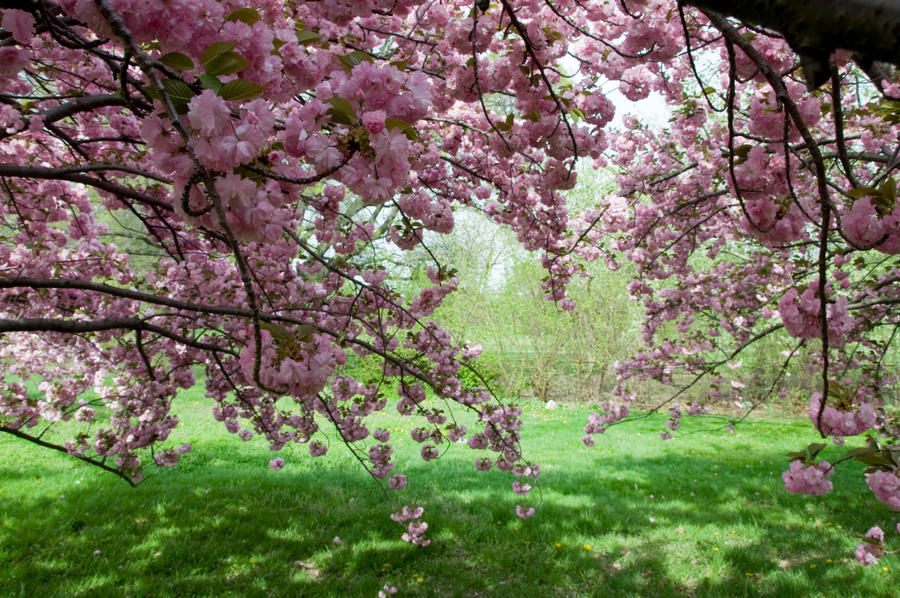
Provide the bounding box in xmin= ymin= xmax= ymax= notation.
xmin=1 ymin=388 xmax=896 ymax=597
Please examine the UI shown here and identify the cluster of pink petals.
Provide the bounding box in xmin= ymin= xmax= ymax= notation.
xmin=782 ymin=459 xmax=834 ymax=495
xmin=808 ymin=393 xmax=876 ymax=437
xmin=843 ymin=197 xmax=900 ymax=253
xmin=855 ymin=526 xmax=885 ymax=566
xmin=778 ymin=282 xmax=856 ymax=344
xmin=391 ymin=504 xmax=429 ymax=546
xmin=866 ymin=470 xmax=900 ymax=510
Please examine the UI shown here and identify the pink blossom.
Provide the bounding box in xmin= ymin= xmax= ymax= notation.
xmin=2 ymin=9 xmax=34 ymax=44
xmin=378 ymin=585 xmax=398 ymax=598
xmin=362 ymin=110 xmax=386 ymax=134
xmin=866 ymin=470 xmax=900 ymax=510
xmin=855 ymin=527 xmax=884 ymax=566
xmin=809 ymin=393 xmax=876 ymax=437
xmin=269 ymin=457 xmax=285 ymax=471
xmin=515 ymin=505 xmax=536 ymax=519
xmin=309 ymin=441 xmax=328 ymax=457
xmin=782 ymin=459 xmax=833 ymax=495
xmin=187 ymin=90 xmax=231 ymax=137
xmin=512 ymin=481 xmax=532 ymax=495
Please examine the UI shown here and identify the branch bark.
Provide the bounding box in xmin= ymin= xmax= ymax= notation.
xmin=686 ymin=0 xmax=900 ymax=66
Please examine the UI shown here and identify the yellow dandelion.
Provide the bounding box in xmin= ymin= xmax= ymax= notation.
xmin=584 ymin=544 xmax=591 ymax=551
xmin=554 ymin=542 xmax=561 ymax=548
xmin=713 ymin=547 xmax=719 ymax=551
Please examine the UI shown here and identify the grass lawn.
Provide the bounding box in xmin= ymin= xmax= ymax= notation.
xmin=1 ymin=386 xmax=896 ymax=597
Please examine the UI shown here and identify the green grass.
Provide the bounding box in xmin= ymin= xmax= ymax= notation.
xmin=1 ymin=388 xmax=896 ymax=598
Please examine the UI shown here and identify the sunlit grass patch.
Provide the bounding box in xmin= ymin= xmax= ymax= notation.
xmin=0 ymin=389 xmax=895 ymax=597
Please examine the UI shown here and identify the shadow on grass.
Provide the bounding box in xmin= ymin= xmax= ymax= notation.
xmin=0 ymin=438 xmax=889 ymax=598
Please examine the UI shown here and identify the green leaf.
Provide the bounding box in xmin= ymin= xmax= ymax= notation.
xmin=732 ymin=144 xmax=753 ymax=165
xmin=259 ymin=321 xmax=293 ymax=344
xmin=880 ymin=177 xmax=896 ymax=203
xmin=200 ymin=42 xmax=237 ymax=67
xmin=161 ymin=78 xmax=196 ymax=103
xmin=847 ymin=186 xmax=881 ymax=199
xmin=225 ymin=8 xmax=261 ymax=26
xmin=338 ymin=50 xmax=374 ymax=71
xmin=218 ymin=78 xmax=265 ymax=101
xmin=295 ymin=29 xmax=322 ymax=45
xmin=326 ymin=96 xmax=357 ymax=126
xmin=522 ymin=108 xmax=541 ymax=122
xmin=854 ymin=453 xmax=895 ymax=468
xmin=826 ymin=381 xmax=849 ymax=402
xmin=495 ymin=113 xmax=513 ymax=132
xmin=159 ymin=52 xmax=194 ymax=71
xmin=569 ymin=107 xmax=585 ymax=121
xmin=197 ymin=74 xmax=223 ymax=93
xmin=141 ymin=85 xmax=162 ymax=100
xmin=806 ymin=442 xmax=827 ymax=459
xmin=845 ymin=446 xmax=879 ymax=458
xmin=259 ymin=321 xmax=317 ymax=363
xmin=385 ymin=118 xmax=419 ymax=141
xmin=204 ymin=52 xmax=249 ymax=77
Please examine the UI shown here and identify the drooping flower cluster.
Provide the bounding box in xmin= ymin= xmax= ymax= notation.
xmin=391 ymin=504 xmax=430 ymax=547
xmin=866 ymin=470 xmax=900 ymax=511
xmin=855 ymin=526 xmax=885 ymax=566
xmin=808 ymin=392 xmax=876 ymax=438
xmin=782 ymin=460 xmax=834 ymax=496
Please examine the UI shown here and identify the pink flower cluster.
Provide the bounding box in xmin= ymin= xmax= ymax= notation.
xmin=866 ymin=470 xmax=900 ymax=511
xmin=855 ymin=526 xmax=885 ymax=566
xmin=808 ymin=393 xmax=876 ymax=438
xmin=391 ymin=504 xmax=430 ymax=547
xmin=782 ymin=459 xmax=834 ymax=496
xmin=843 ymin=197 xmax=900 ymax=253
xmin=778 ymin=281 xmax=856 ymax=345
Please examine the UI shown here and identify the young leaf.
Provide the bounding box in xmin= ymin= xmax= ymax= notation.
xmin=326 ymin=96 xmax=357 ymax=126
xmin=880 ymin=177 xmax=896 ymax=203
xmin=523 ymin=108 xmax=542 ymax=122
xmin=218 ymin=79 xmax=265 ymax=102
xmin=204 ymin=52 xmax=249 ymax=77
xmin=200 ymin=42 xmax=237 ymax=67
xmin=161 ymin=78 xmax=196 ymax=103
xmin=159 ymin=52 xmax=194 ymax=71
xmin=846 ymin=446 xmax=879 ymax=458
xmin=847 ymin=186 xmax=881 ymax=199
xmin=732 ymin=144 xmax=753 ymax=165
xmin=385 ymin=118 xmax=419 ymax=141
xmin=806 ymin=442 xmax=827 ymax=459
xmin=141 ymin=85 xmax=162 ymax=100
xmin=295 ymin=29 xmax=322 ymax=45
xmin=197 ymin=74 xmax=223 ymax=93
xmin=338 ymin=50 xmax=374 ymax=71
xmin=259 ymin=322 xmax=317 ymax=363
xmin=225 ymin=8 xmax=260 ymax=26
